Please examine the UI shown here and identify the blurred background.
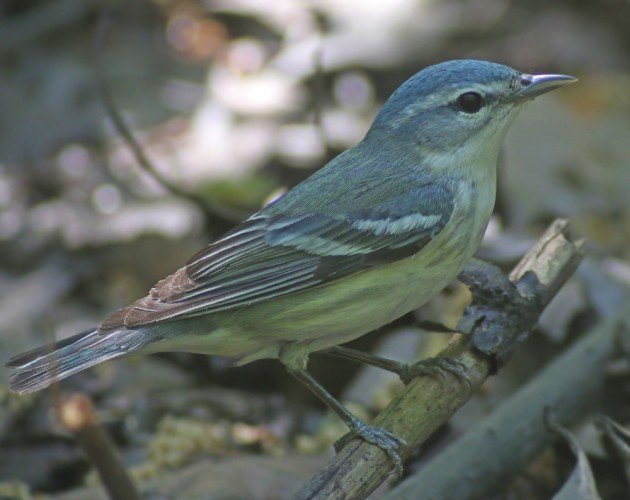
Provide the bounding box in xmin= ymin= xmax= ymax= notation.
xmin=0 ymin=0 xmax=628 ymax=498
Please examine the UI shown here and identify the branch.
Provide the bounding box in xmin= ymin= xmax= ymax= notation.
xmin=384 ymin=315 xmax=625 ymax=499
xmin=310 ymin=46 xmax=333 ymax=160
xmin=93 ymin=13 xmax=246 ymax=227
xmin=295 ymin=219 xmax=586 ymax=499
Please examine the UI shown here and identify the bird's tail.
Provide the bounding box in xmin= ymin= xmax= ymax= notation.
xmin=6 ymin=327 xmax=146 ymax=395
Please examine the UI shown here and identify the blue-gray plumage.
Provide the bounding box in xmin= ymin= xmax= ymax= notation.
xmin=7 ymin=60 xmax=575 ymax=473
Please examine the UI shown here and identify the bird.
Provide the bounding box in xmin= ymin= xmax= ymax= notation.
xmin=6 ymin=59 xmax=575 ymax=474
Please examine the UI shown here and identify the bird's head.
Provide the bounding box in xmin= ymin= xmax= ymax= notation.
xmin=369 ymin=60 xmax=576 ymax=163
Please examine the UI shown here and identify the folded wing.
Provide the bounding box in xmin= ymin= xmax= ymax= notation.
xmin=99 ymin=184 xmax=454 ymax=329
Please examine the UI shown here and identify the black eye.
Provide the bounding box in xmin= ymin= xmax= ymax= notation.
xmin=457 ymin=92 xmax=483 ymax=113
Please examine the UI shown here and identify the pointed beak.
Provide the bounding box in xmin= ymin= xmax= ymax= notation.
xmin=513 ymin=73 xmax=577 ymax=101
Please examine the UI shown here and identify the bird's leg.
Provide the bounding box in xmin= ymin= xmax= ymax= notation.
xmin=322 ymin=346 xmax=471 ymax=387
xmin=412 ymin=319 xmax=462 ymax=334
xmin=287 ymin=367 xmax=406 ymax=477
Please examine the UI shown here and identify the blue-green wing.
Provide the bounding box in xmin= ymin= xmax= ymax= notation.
xmin=100 ymin=182 xmax=454 ymax=328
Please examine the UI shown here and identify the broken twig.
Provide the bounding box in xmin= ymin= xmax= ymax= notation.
xmin=59 ymin=394 xmax=140 ymax=500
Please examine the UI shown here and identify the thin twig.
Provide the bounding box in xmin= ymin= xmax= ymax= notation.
xmin=311 ymin=46 xmax=332 ymax=159
xmin=295 ymin=219 xmax=586 ymax=499
xmin=93 ymin=13 xmax=246 ymax=227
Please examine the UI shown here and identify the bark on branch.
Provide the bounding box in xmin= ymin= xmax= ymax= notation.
xmin=295 ymin=219 xmax=586 ymax=499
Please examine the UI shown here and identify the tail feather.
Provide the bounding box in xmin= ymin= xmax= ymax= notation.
xmin=6 ymin=330 xmax=93 ymax=369
xmin=7 ymin=327 xmax=145 ymax=394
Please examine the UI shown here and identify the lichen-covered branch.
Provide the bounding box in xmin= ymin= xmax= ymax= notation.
xmin=295 ymin=219 xmax=586 ymax=499
xmin=384 ymin=315 xmax=625 ymax=499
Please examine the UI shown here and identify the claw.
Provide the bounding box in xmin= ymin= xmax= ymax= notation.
xmin=334 ymin=420 xmax=407 ymax=479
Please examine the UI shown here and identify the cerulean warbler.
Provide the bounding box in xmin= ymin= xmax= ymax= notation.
xmin=7 ymin=60 xmax=575 ymax=473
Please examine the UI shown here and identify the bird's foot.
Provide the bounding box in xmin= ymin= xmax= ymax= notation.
xmin=398 ymin=356 xmax=472 ymax=390
xmin=334 ymin=418 xmax=407 ymax=478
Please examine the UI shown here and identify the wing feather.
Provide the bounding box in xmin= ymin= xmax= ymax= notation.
xmin=100 ymin=183 xmax=455 ymax=328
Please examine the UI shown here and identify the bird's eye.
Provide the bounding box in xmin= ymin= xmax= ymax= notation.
xmin=457 ymin=92 xmax=484 ymax=113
